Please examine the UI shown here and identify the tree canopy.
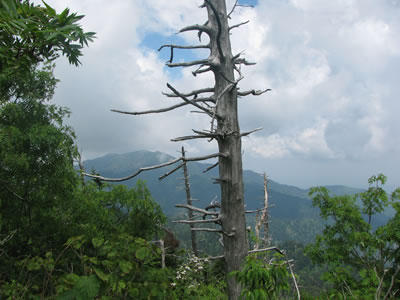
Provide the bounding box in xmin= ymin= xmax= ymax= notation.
xmin=0 ymin=0 xmax=95 ymax=103
xmin=307 ymin=175 xmax=400 ymax=298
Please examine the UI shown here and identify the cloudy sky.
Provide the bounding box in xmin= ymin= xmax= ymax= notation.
xmin=44 ymin=0 xmax=399 ymax=189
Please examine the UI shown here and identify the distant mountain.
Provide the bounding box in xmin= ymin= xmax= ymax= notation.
xmin=82 ymin=150 xmax=372 ymax=242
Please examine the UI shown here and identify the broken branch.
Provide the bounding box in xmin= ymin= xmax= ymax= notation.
xmin=167 ymin=83 xmax=214 ymax=117
xmin=171 ymin=134 xmax=212 ymax=142
xmin=176 ymin=204 xmax=218 ymax=216
xmin=173 ymin=217 xmax=221 ymax=224
xmin=83 ymin=152 xmax=228 ymax=182
xmin=167 ymin=58 xmax=210 ymax=68
xmin=234 ymin=58 xmax=256 ymax=66
xmin=240 ymin=127 xmax=263 ymax=137
xmin=162 ymin=87 xmax=214 ymax=98
xmin=203 ymin=162 xmax=219 ymax=173
xmin=179 ymin=24 xmax=210 ymax=35
xmin=159 ymin=162 xmax=185 ymax=181
xmin=192 ymin=65 xmax=212 ymax=76
xmin=238 ymin=88 xmax=271 ymax=97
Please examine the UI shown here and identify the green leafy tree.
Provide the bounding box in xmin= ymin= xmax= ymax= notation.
xmin=0 ymin=0 xmax=95 ymax=103
xmin=307 ymin=175 xmax=400 ymax=299
xmin=71 ymin=181 xmax=166 ymax=241
xmin=0 ymin=94 xmax=79 ymax=281
xmin=230 ymin=254 xmax=290 ymax=300
xmin=55 ymin=235 xmax=173 ymax=299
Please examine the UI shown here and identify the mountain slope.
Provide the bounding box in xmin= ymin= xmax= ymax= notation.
xmin=83 ymin=151 xmax=314 ymax=217
xmin=82 ymin=150 xmax=369 ymax=242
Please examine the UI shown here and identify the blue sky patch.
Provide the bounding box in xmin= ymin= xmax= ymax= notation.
xmin=238 ymin=0 xmax=259 ymax=6
xmin=140 ymin=32 xmax=209 ymax=80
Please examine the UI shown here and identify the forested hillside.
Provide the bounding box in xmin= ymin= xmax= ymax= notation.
xmin=83 ymin=150 xmax=367 ymax=243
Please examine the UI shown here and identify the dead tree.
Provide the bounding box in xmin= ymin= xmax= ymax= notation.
xmin=181 ymin=146 xmax=198 ymax=256
xmin=85 ymin=1 xmax=270 ymax=298
xmin=254 ymin=173 xmax=270 ymax=250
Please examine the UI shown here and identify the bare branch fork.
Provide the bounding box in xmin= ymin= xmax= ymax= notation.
xmin=83 ymin=152 xmax=228 ymax=182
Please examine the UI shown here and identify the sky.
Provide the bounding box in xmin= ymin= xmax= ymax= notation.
xmin=43 ymin=0 xmax=400 ymax=190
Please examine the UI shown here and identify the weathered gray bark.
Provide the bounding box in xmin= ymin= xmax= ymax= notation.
xmin=181 ymin=146 xmax=198 ymax=256
xmin=262 ymin=173 xmax=270 ymax=248
xmin=254 ymin=173 xmax=270 ymax=250
xmin=205 ymin=1 xmax=248 ymax=298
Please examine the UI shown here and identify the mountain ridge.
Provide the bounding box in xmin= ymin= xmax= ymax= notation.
xmin=83 ymin=150 xmax=363 ymax=211
xmin=83 ymin=150 xmax=378 ymax=243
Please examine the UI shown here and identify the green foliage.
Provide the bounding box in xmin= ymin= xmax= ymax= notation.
xmin=0 ymin=96 xmax=79 ymax=277
xmin=0 ymin=0 xmax=95 ymax=69
xmin=0 ymin=0 xmax=95 ymax=104
xmin=58 ymin=275 xmax=100 ymax=300
xmin=72 ymin=180 xmax=166 ymax=241
xmin=230 ymin=254 xmax=290 ymax=300
xmin=0 ymin=179 xmax=170 ymax=298
xmin=360 ymin=174 xmax=388 ymax=225
xmin=56 ymin=235 xmax=174 ymax=299
xmin=307 ymin=174 xmax=400 ymax=299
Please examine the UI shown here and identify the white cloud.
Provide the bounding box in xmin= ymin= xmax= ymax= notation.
xmin=43 ymin=0 xmax=400 ymax=188
xmin=245 ymin=119 xmax=335 ymax=159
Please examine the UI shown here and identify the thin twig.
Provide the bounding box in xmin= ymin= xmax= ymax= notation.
xmin=229 ymin=20 xmax=250 ymax=31
xmin=203 ymin=162 xmax=219 ymax=173
xmin=159 ymin=163 xmax=185 ymax=180
xmin=227 ymin=0 xmax=239 ymax=19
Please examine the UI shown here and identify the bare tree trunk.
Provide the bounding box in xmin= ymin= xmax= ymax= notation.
xmin=159 ymin=239 xmax=166 ymax=269
xmin=181 ymin=146 xmax=198 ymax=256
xmin=262 ymin=173 xmax=270 ymax=248
xmin=205 ymin=2 xmax=248 ymax=298
xmin=254 ymin=173 xmax=270 ymax=250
